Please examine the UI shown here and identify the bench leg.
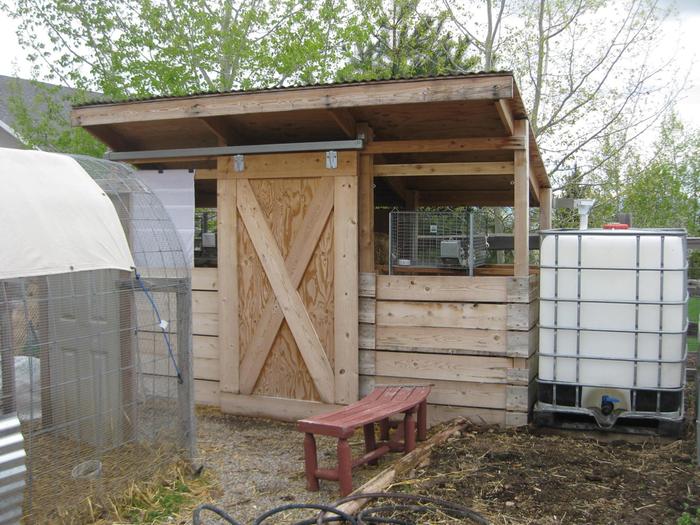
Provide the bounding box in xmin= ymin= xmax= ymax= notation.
xmin=363 ymin=423 xmax=378 ymax=465
xmin=379 ymin=418 xmax=390 ymax=441
xmin=404 ymin=409 xmax=416 ymax=453
xmin=417 ymin=400 xmax=427 ymax=441
xmin=303 ymin=433 xmax=319 ymax=491
xmin=337 ymin=437 xmax=353 ymax=496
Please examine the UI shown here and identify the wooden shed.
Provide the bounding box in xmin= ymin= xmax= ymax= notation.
xmin=71 ymin=72 xmax=551 ymax=427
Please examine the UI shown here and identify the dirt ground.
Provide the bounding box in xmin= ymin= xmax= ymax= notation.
xmin=193 ymin=406 xmax=700 ymax=525
xmin=194 ymin=407 xmax=388 ymax=524
xmin=390 ymin=424 xmax=700 ymax=524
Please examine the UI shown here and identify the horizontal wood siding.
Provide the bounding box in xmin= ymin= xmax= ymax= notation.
xmin=361 ymin=273 xmax=538 ymax=427
xmin=190 ymin=268 xmax=221 ymax=404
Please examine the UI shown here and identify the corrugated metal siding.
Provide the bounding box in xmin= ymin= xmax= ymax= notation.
xmin=0 ymin=414 xmax=25 ymax=525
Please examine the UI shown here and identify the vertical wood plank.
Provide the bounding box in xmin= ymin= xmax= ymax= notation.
xmin=358 ymin=123 xmax=374 ymax=273
xmin=539 ymin=186 xmax=552 ymax=230
xmin=334 ymin=174 xmax=359 ymax=404
xmin=217 ymin=157 xmax=239 ymax=394
xmin=513 ymin=120 xmax=530 ymax=278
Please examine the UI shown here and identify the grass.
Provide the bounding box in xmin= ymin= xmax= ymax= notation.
xmin=689 ymin=296 xmax=699 ymax=353
xmin=92 ymin=463 xmax=216 ymax=525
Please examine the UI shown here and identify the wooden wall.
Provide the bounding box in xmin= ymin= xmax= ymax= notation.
xmin=190 ymin=267 xmax=221 ymax=405
xmin=359 ymin=272 xmax=538 ymax=427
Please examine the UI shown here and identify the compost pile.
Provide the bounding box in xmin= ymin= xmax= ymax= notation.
xmin=388 ymin=424 xmax=700 ymax=524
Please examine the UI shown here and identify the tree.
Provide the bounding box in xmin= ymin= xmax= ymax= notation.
xmin=6 ymin=79 xmax=106 ymax=156
xmin=338 ymin=0 xmax=478 ymax=80
xmin=443 ymin=0 xmax=687 ymax=188
xmin=2 ymin=0 xmax=354 ymax=98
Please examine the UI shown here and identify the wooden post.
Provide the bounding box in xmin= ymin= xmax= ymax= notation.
xmin=539 ymin=186 xmax=552 ymax=230
xmin=334 ymin=174 xmax=359 ymax=404
xmin=363 ymin=423 xmax=378 ymax=465
xmin=358 ymin=123 xmax=374 ymax=274
xmin=513 ymin=120 xmax=530 ymax=277
xmin=177 ymin=279 xmax=197 ymax=460
xmin=217 ymin=157 xmax=239 ymax=394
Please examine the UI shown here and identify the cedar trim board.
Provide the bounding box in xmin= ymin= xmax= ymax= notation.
xmin=195 ymin=379 xmax=220 ymax=406
xmin=375 ymin=300 xmax=537 ymax=331
xmin=365 ymin=136 xmax=525 ymax=154
xmin=375 ymin=274 xmax=535 ymax=303
xmin=219 ymin=393 xmax=343 ymax=422
xmin=359 ymin=272 xmax=376 ymax=298
xmin=358 ymin=349 xmax=528 ymax=385
xmin=374 ymin=161 xmax=514 ymax=177
xmin=196 ymin=152 xmax=357 ymax=179
xmin=333 ymin=175 xmax=360 ymax=404
xmin=373 ymin=325 xmax=538 ymax=358
xmin=360 ymin=375 xmax=529 ymax=411
xmin=72 ymin=75 xmax=514 ymax=126
xmin=192 ymin=267 xmax=217 ymax=291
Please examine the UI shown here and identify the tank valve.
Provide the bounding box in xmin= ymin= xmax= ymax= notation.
xmin=601 ymin=395 xmax=620 ymax=416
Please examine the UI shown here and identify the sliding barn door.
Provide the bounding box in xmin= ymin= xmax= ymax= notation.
xmin=217 ymin=152 xmax=359 ymax=410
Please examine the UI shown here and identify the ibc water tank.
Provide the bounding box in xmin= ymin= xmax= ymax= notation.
xmin=536 ymin=227 xmax=688 ymax=429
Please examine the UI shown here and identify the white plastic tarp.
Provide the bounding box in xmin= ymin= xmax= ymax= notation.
xmin=0 ymin=148 xmax=134 ymax=279
xmin=135 ymin=170 xmax=195 ymax=267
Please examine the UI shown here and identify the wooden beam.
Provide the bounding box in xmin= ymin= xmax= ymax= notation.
xmin=328 ymin=108 xmax=357 ymax=138
xmin=237 ymin=179 xmax=335 ymax=403
xmin=365 ymin=136 xmax=526 ymax=155
xmin=528 ymin=163 xmax=541 ymax=204
xmin=374 ymin=161 xmax=514 ymax=177
xmin=238 ymin=179 xmax=335 ymax=395
xmin=334 ymin=176 xmax=359 ymax=404
xmin=416 ymin=190 xmax=514 ymax=207
xmin=358 ymin=123 xmax=375 ymax=273
xmin=513 ymin=119 xmax=530 ymax=277
xmin=216 ymin=159 xmax=239 ymax=394
xmin=495 ymin=99 xmax=514 ymax=136
xmin=539 ymin=186 xmax=552 ymax=230
xmin=72 ymin=74 xmax=514 ymax=126
xmin=199 ymin=116 xmax=246 ymax=146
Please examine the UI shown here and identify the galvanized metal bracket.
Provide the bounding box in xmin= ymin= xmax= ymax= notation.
xmin=233 ymin=154 xmax=245 ymax=172
xmin=325 ymin=150 xmax=338 ymax=169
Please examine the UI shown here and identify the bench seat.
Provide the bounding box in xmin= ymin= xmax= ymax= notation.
xmin=297 ymin=385 xmax=431 ymax=495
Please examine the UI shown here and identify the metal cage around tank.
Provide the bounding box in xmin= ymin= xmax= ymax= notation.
xmin=535 ymin=228 xmax=688 ymax=432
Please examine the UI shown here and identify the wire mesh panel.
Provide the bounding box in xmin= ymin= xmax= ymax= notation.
xmin=389 ymin=209 xmax=489 ymax=275
xmin=0 ymin=156 xmax=194 ymax=523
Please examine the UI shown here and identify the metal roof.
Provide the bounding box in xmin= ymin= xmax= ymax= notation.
xmin=74 ymin=71 xmax=514 ymax=108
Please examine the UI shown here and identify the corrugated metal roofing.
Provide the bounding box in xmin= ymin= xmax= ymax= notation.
xmin=74 ymin=71 xmax=513 ymax=108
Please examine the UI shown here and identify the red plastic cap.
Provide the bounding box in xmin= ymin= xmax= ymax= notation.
xmin=603 ymin=223 xmax=630 ymax=230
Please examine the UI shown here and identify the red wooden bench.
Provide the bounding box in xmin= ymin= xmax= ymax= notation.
xmin=297 ymin=385 xmax=431 ymax=496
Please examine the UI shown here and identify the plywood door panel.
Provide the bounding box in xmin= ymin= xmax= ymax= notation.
xmin=230 ymin=152 xmax=359 ymax=408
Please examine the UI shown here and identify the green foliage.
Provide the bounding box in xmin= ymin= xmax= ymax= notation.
xmin=6 ymin=79 xmax=106 ymax=156
xmin=338 ymin=0 xmax=478 ymax=80
xmin=558 ymin=112 xmax=700 ymax=236
xmin=677 ymin=506 xmax=700 ymax=525
xmin=3 ymin=0 xmax=354 ymax=98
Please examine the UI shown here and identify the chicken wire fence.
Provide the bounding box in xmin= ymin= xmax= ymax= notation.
xmin=0 ymin=155 xmax=194 ymax=523
xmin=388 ymin=209 xmax=489 ymax=275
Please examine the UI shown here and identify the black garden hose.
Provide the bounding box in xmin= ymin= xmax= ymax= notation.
xmin=192 ymin=491 xmax=490 ymax=525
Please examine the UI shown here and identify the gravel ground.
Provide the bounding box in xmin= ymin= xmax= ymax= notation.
xmin=194 ymin=406 xmax=390 ymax=524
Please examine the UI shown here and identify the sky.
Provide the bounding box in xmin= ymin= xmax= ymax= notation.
xmin=0 ymin=0 xmax=698 ymax=129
